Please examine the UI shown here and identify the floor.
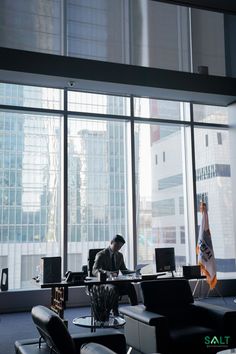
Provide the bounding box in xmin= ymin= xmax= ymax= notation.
xmin=0 ymin=306 xmax=92 ymax=354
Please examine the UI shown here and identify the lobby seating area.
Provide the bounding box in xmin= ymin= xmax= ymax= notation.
xmin=7 ymin=279 xmax=236 ymax=354
xmin=0 ymin=294 xmax=235 ymax=354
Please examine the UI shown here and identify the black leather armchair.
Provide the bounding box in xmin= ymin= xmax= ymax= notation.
xmin=120 ymin=279 xmax=236 ymax=354
xmin=15 ymin=305 xmax=126 ymax=354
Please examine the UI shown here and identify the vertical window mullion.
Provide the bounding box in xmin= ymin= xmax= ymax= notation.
xmin=130 ymin=95 xmax=137 ymax=268
xmin=190 ymin=103 xmax=198 ymax=260
xmin=62 ymin=89 xmax=68 ymax=275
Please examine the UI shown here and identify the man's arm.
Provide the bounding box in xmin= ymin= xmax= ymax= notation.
xmin=119 ymin=253 xmax=128 ymax=272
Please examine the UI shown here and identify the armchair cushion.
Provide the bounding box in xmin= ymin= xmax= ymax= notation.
xmin=15 ymin=339 xmax=49 ymax=354
xmin=170 ymin=325 xmax=215 ymax=353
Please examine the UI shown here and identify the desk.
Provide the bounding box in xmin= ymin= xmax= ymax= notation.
xmin=40 ymin=275 xmax=146 ymax=318
xmin=40 ymin=274 xmax=206 ymax=319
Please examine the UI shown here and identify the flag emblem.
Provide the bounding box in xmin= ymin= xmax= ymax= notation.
xmin=197 ymin=202 xmax=217 ymax=289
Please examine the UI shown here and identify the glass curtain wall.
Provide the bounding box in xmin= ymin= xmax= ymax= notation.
xmin=135 ymin=123 xmax=189 ymax=273
xmin=0 ymin=84 xmax=62 ymax=289
xmin=193 ymin=105 xmax=236 ymax=275
xmin=67 ymin=91 xmax=131 ymax=271
xmin=67 ymin=117 xmax=130 ymax=271
xmin=1 ymin=0 xmax=232 ymax=75
xmin=0 ymin=82 xmax=235 ymax=289
xmin=134 ymin=98 xmax=192 ymax=273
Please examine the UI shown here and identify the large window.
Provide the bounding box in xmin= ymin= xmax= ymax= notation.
xmin=0 ymin=111 xmax=61 ymax=289
xmin=194 ymin=105 xmax=236 ymax=274
xmin=135 ymin=122 xmax=190 ymax=273
xmin=67 ymin=117 xmax=130 ymax=271
xmin=0 ymin=82 xmax=235 ymax=289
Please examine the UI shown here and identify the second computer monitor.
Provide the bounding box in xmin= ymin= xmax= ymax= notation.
xmin=155 ymin=247 xmax=176 ymax=273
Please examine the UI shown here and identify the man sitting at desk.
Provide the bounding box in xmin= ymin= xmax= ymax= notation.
xmin=92 ymin=234 xmax=138 ymax=316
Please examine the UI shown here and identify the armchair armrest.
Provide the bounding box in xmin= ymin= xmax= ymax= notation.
xmin=120 ymin=305 xmax=166 ymax=326
xmin=120 ymin=305 xmax=169 ymax=354
xmin=191 ymin=302 xmax=236 ymax=334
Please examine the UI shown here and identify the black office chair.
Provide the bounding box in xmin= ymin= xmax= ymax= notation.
xmin=81 ymin=249 xmax=103 ymax=277
xmin=88 ymin=249 xmax=103 ymax=276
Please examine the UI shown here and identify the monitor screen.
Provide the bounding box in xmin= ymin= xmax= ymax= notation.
xmin=155 ymin=247 xmax=176 ymax=273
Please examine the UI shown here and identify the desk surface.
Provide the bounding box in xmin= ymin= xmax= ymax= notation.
xmin=41 ymin=275 xmax=147 ymax=288
xmin=40 ymin=274 xmax=206 ymax=288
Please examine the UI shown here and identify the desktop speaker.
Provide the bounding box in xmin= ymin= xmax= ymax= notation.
xmin=41 ymin=256 xmax=61 ymax=283
xmin=183 ymin=265 xmax=201 ymax=279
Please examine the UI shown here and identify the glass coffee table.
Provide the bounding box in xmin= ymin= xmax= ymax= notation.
xmin=73 ymin=315 xmax=125 ymax=331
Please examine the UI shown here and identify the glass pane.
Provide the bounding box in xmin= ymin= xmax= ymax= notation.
xmin=67 ymin=0 xmax=127 ymax=63
xmin=0 ymin=83 xmax=63 ymax=110
xmin=130 ymin=0 xmax=190 ymax=71
xmin=195 ymin=127 xmax=236 ymax=278
xmin=67 ymin=0 xmax=191 ymax=71
xmin=193 ymin=104 xmax=228 ymax=124
xmin=134 ymin=97 xmax=189 ymax=121
xmin=135 ymin=122 xmax=189 ymax=274
xmin=68 ymin=91 xmax=130 ymax=116
xmin=0 ymin=111 xmax=61 ymax=289
xmin=1 ymin=0 xmax=234 ymax=78
xmin=68 ymin=117 xmax=131 ymax=271
xmin=191 ymin=9 xmax=226 ymax=76
xmin=0 ymin=0 xmax=61 ymax=54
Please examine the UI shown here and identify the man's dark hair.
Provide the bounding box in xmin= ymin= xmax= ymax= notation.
xmin=111 ymin=234 xmax=126 ymax=244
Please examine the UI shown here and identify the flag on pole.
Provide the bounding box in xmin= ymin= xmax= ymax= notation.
xmin=197 ymin=202 xmax=217 ymax=289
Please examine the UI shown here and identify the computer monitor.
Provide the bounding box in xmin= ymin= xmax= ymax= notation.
xmin=155 ymin=247 xmax=176 ymax=275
